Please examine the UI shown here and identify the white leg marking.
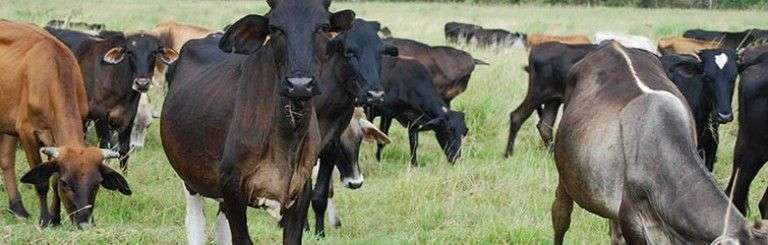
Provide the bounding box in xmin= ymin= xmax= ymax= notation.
xmin=326 ymin=197 xmax=341 ymax=228
xmin=214 ymin=210 xmax=232 ymax=245
xmin=184 ymin=186 xmax=207 ymax=245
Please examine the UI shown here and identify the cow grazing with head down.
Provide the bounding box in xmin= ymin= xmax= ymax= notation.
xmin=658 ymin=37 xmax=719 ymax=56
xmin=0 ymin=20 xmax=130 ymax=229
xmin=444 ymin=22 xmax=481 ymax=45
xmin=504 ymin=42 xmax=596 ymax=157
xmin=367 ymin=57 xmax=468 ymax=167
xmin=661 ymin=49 xmax=739 ymax=171
xmin=468 ymin=28 xmax=526 ymax=48
xmin=384 ymin=37 xmax=487 ymax=107
xmin=725 ymin=46 xmax=768 ymax=219
xmin=160 ymin=0 xmax=357 ymax=243
xmin=45 ymin=27 xmax=178 ymax=168
xmin=309 ymin=18 xmax=398 ymax=237
xmin=311 ymin=107 xmax=391 ymax=236
xmin=552 ymin=41 xmax=768 ymax=244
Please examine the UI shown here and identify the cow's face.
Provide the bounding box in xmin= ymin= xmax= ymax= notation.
xmin=336 ymin=108 xmax=390 ymax=189
xmin=326 ymin=19 xmax=398 ymax=104
xmin=699 ymin=49 xmax=738 ymax=124
xmin=218 ymin=0 xmax=355 ymax=101
xmin=663 ymin=54 xmax=706 ymax=109
xmin=102 ymin=33 xmax=178 ymax=92
xmin=423 ymin=110 xmax=468 ymax=163
xmin=20 ymin=147 xmax=130 ymax=229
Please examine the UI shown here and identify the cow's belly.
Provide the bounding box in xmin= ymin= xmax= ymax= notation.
xmin=556 ymin=116 xmax=624 ymax=219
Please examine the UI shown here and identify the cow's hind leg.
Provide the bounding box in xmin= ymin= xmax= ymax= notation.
xmin=215 ymin=203 xmax=232 ymax=245
xmin=505 ymin=92 xmax=544 ymax=158
xmin=184 ymin=184 xmax=207 ymax=245
xmin=725 ymin=145 xmax=767 ymax=215
xmin=536 ymin=101 xmax=560 ymax=152
xmin=375 ymin=116 xmax=393 ymax=162
xmin=552 ymin=183 xmax=573 ymax=245
xmin=0 ymin=135 xmax=28 ymax=218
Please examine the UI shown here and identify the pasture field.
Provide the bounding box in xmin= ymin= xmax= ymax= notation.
xmin=2 ymin=1 xmax=768 ymax=244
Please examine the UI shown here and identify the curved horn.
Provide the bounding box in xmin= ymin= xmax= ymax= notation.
xmin=40 ymin=147 xmax=60 ymax=159
xmin=101 ymin=149 xmax=121 ymax=159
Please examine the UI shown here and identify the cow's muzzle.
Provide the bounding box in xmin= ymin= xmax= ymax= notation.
xmin=281 ymin=77 xmax=319 ymax=100
xmin=132 ymin=78 xmax=152 ymax=92
xmin=365 ymin=90 xmax=385 ymax=104
xmin=716 ymin=112 xmax=733 ymax=124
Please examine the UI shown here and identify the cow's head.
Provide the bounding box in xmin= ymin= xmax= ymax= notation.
xmin=662 ymin=54 xmax=706 ymax=111
xmin=102 ymin=32 xmax=178 ymax=92
xmin=20 ymin=147 xmax=130 ymax=229
xmin=698 ymin=49 xmax=738 ymax=124
xmin=421 ymin=109 xmax=468 ymax=163
xmin=326 ymin=19 xmax=398 ymax=104
xmin=219 ymin=0 xmax=355 ymax=101
xmin=334 ymin=108 xmax=390 ymax=189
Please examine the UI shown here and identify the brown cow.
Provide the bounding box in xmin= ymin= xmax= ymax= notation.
xmin=0 ymin=21 xmax=129 ymax=229
xmin=152 ymin=21 xmax=216 ymax=83
xmin=525 ymin=33 xmax=591 ymax=48
xmin=658 ymin=37 xmax=719 ymax=55
xmin=384 ymin=37 xmax=488 ymax=106
xmin=552 ymin=41 xmax=767 ymax=243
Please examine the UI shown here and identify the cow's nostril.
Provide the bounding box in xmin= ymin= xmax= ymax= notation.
xmin=717 ymin=113 xmax=733 ymax=123
xmin=367 ymin=90 xmax=384 ymax=98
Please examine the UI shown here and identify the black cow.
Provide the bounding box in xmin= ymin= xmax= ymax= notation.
xmin=684 ymin=28 xmax=768 ymax=50
xmin=444 ymin=21 xmax=481 ymax=45
xmin=45 ymin=27 xmax=177 ymax=168
xmin=467 ymin=28 xmax=526 ymax=48
xmin=161 ymin=0 xmax=357 ymax=243
xmin=368 ymin=57 xmax=468 ymax=167
xmin=660 ymin=49 xmax=739 ymax=171
xmin=309 ymin=18 xmax=398 ymax=237
xmin=725 ymin=46 xmax=768 ymax=219
xmin=504 ymin=42 xmax=597 ymax=157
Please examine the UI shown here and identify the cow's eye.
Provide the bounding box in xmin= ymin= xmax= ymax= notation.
xmin=319 ymin=24 xmax=330 ymax=32
xmin=345 ymin=50 xmax=356 ymax=58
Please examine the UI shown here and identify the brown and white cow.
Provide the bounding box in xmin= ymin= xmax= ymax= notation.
xmin=152 ymin=21 xmax=216 ymax=83
xmin=525 ymin=33 xmax=591 ymax=48
xmin=658 ymin=36 xmax=719 ymax=56
xmin=552 ymin=41 xmax=767 ymax=244
xmin=0 ymin=20 xmax=130 ymax=229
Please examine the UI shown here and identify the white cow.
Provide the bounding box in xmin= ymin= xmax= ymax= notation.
xmin=594 ymin=32 xmax=659 ymax=55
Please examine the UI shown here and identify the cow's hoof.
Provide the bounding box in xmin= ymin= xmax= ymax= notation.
xmin=38 ymin=214 xmax=52 ymax=228
xmin=8 ymin=200 xmax=30 ymax=219
xmin=332 ymin=219 xmax=341 ymax=228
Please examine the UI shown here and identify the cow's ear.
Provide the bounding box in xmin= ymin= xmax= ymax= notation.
xmin=219 ymin=14 xmax=269 ymax=55
xmin=20 ymin=162 xmax=58 ymax=185
xmin=103 ymin=47 xmax=126 ymax=64
xmin=329 ymin=10 xmax=355 ymax=32
xmin=99 ymin=164 xmax=131 ymax=195
xmin=383 ymin=45 xmax=399 ymax=57
xmin=157 ymin=47 xmax=179 ymax=65
xmin=671 ymin=61 xmax=702 ymax=78
xmin=360 ymin=119 xmax=391 ymax=145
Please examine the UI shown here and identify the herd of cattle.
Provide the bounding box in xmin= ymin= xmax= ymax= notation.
xmin=1 ymin=0 xmax=768 ymax=244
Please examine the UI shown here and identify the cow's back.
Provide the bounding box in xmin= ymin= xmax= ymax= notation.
xmin=555 ymin=42 xmax=688 ymax=218
xmin=0 ymin=21 xmax=88 ymax=135
xmin=161 ymin=34 xmax=244 ymax=197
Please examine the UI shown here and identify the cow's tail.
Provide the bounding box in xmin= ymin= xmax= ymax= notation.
xmin=474 ymin=59 xmax=490 ymax=65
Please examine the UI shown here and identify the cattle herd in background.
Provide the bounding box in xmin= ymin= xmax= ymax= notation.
xmin=1 ymin=0 xmax=768 ymax=243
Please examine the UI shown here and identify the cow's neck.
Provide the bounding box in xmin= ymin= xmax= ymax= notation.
xmin=47 ymin=74 xmax=88 ymax=147
xmin=316 ymin=55 xmax=356 ymax=148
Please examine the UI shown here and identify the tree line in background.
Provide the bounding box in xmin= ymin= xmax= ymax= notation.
xmin=347 ymin=0 xmax=767 ymax=8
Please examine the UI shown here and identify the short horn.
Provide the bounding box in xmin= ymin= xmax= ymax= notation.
xmin=101 ymin=149 xmax=121 ymax=159
xmin=40 ymin=147 xmax=60 ymax=159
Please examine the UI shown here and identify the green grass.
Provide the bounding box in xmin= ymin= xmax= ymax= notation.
xmin=2 ymin=1 xmax=768 ymax=244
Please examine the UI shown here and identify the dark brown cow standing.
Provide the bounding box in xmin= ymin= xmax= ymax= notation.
xmin=45 ymin=27 xmax=178 ymax=168
xmin=160 ymin=0 xmax=355 ymax=244
xmin=504 ymin=42 xmax=596 ymax=157
xmin=384 ymin=37 xmax=487 ymax=106
xmin=0 ymin=20 xmax=130 ymax=229
xmin=552 ymin=41 xmax=767 ymax=244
